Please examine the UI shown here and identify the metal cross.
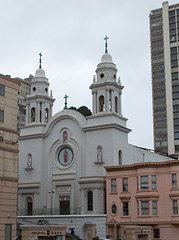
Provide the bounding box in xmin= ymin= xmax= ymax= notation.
xmin=64 ymin=94 xmax=69 ymax=109
xmin=39 ymin=52 xmax=42 ymax=69
xmin=104 ymin=36 xmax=109 ymax=53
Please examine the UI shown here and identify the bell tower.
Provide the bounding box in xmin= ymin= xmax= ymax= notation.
xmin=25 ymin=53 xmax=55 ymax=125
xmin=90 ymin=37 xmax=123 ymax=116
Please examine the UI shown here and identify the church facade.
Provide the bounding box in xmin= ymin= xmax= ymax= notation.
xmin=18 ymin=46 xmax=172 ymax=239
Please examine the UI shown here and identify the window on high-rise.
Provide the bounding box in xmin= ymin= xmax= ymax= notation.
xmin=172 ymin=173 xmax=177 ymax=189
xmin=171 ymin=60 xmax=178 ymax=68
xmin=122 ymin=178 xmax=128 ymax=192
xmin=150 ymin=15 xmax=162 ymax=21
xmin=140 ymin=176 xmax=149 ymax=190
xmin=123 ymin=202 xmax=129 ymax=216
xmin=141 ymin=201 xmax=149 ymax=215
xmin=111 ymin=178 xmax=116 ymax=192
xmin=169 ymin=22 xmax=176 ymax=29
xmin=152 ymin=175 xmax=157 ymax=190
xmin=0 ymin=110 xmax=4 ymax=122
xmin=153 ymin=229 xmax=160 ymax=239
xmin=172 ymin=199 xmax=178 ymax=214
xmin=169 ymin=16 xmax=176 ymax=23
xmin=0 ymin=84 xmax=4 ymax=96
xmin=171 ymin=47 xmax=177 ymax=54
xmin=169 ymin=10 xmax=175 ymax=17
xmin=171 ymin=53 xmax=177 ymax=60
xmin=152 ymin=201 xmax=158 ymax=215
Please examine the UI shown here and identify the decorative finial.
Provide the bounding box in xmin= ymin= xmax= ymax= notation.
xmin=64 ymin=94 xmax=69 ymax=109
xmin=104 ymin=36 xmax=109 ymax=53
xmin=39 ymin=52 xmax=42 ymax=69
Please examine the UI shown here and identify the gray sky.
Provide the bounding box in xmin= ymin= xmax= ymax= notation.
xmin=0 ymin=0 xmax=178 ymax=149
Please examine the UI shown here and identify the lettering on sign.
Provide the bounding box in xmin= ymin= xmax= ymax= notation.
xmin=143 ymin=230 xmax=151 ymax=234
xmin=31 ymin=231 xmax=47 ymax=236
xmin=133 ymin=230 xmax=141 ymax=234
xmin=50 ymin=231 xmax=62 ymax=236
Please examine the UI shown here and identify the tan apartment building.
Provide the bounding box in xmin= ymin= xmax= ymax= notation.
xmin=0 ymin=74 xmax=19 ymax=239
xmin=150 ymin=2 xmax=179 ymax=157
xmin=13 ymin=76 xmax=31 ymax=131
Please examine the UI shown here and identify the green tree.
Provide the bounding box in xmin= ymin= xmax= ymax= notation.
xmin=69 ymin=106 xmax=92 ymax=117
xmin=77 ymin=106 xmax=92 ymax=117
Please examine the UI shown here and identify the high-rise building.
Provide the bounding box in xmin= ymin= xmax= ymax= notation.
xmin=150 ymin=2 xmax=179 ymax=157
xmin=13 ymin=76 xmax=32 ymax=131
xmin=0 ymin=74 xmax=19 ymax=239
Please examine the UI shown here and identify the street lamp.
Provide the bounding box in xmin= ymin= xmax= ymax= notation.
xmin=49 ymin=191 xmax=54 ymax=215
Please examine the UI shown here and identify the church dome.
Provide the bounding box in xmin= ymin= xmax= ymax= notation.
xmin=34 ymin=68 xmax=46 ymax=78
xmin=100 ymin=53 xmax=113 ymax=63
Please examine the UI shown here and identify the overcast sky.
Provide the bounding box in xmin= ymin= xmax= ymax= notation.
xmin=1 ymin=0 xmax=178 ymax=149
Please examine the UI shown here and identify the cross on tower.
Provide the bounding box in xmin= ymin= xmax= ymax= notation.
xmin=64 ymin=94 xmax=69 ymax=109
xmin=104 ymin=36 xmax=109 ymax=53
xmin=39 ymin=52 xmax=42 ymax=69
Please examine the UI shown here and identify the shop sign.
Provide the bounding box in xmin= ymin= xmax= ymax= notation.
xmin=50 ymin=231 xmax=63 ymax=236
xmin=142 ymin=230 xmax=151 ymax=234
xmin=132 ymin=230 xmax=141 ymax=234
xmin=31 ymin=231 xmax=47 ymax=236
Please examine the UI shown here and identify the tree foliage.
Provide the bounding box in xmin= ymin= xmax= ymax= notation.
xmin=69 ymin=105 xmax=92 ymax=117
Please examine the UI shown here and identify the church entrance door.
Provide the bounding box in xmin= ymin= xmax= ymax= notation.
xmin=59 ymin=196 xmax=70 ymax=215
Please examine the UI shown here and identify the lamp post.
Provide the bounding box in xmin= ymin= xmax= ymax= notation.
xmin=49 ymin=191 xmax=54 ymax=215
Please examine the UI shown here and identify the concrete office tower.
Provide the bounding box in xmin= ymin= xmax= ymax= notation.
xmin=0 ymin=74 xmax=19 ymax=239
xmin=150 ymin=2 xmax=179 ymax=158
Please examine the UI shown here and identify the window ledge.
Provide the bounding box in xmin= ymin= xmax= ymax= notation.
xmin=170 ymin=188 xmax=179 ymax=191
xmin=120 ymin=195 xmax=131 ymax=200
xmin=25 ymin=167 xmax=34 ymax=171
xmin=94 ymin=161 xmax=105 ymax=165
xmin=137 ymin=215 xmax=151 ymax=218
xmin=137 ymin=190 xmax=158 ymax=193
xmin=137 ymin=215 xmax=159 ymax=218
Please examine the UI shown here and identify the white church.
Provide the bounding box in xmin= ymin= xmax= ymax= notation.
xmin=18 ymin=41 xmax=171 ymax=239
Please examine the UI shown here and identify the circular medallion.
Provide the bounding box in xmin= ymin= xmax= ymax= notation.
xmin=58 ymin=147 xmax=74 ymax=167
xmin=111 ymin=204 xmax=117 ymax=214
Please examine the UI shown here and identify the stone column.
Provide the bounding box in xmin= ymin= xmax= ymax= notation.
xmin=42 ymin=102 xmax=45 ymax=123
xmin=93 ymin=92 xmax=97 ymax=114
xmin=26 ymin=104 xmax=29 ymax=124
xmin=106 ymin=90 xmax=110 ymax=112
xmin=111 ymin=90 xmax=115 ymax=113
xmin=37 ymin=102 xmax=40 ymax=122
xmin=70 ymin=183 xmax=75 ymax=214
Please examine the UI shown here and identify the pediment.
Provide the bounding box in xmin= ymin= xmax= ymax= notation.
xmin=107 ymin=217 xmax=120 ymax=224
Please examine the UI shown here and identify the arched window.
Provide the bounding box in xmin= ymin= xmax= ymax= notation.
xmin=119 ymin=150 xmax=122 ymax=165
xmin=45 ymin=108 xmax=49 ymax=123
xmin=27 ymin=153 xmax=32 ymax=168
xmin=115 ymin=96 xmax=118 ymax=113
xmin=87 ymin=191 xmax=93 ymax=211
xmin=99 ymin=95 xmax=105 ymax=112
xmin=40 ymin=102 xmax=42 ymax=122
xmin=31 ymin=107 xmax=36 ymax=122
xmin=26 ymin=197 xmax=33 ymax=215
